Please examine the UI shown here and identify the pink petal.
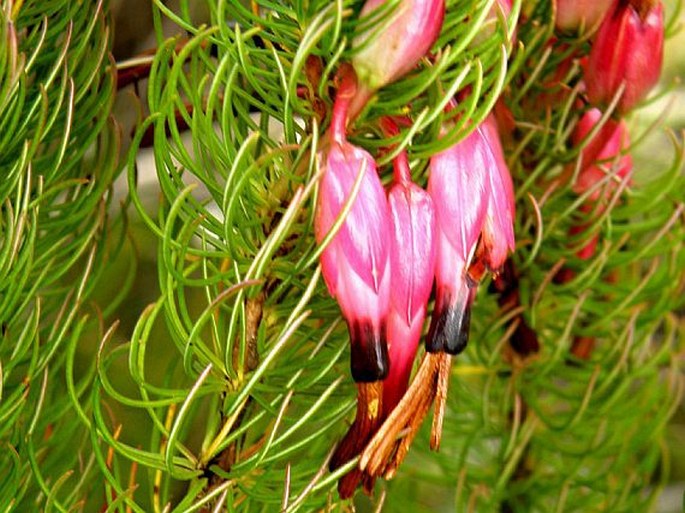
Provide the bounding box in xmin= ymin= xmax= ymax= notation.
xmin=586 ymin=2 xmax=664 ymax=113
xmin=428 ymin=129 xmax=491 ymax=262
xmin=480 ymin=123 xmax=516 ymax=269
xmin=388 ymin=182 xmax=437 ymax=325
xmin=383 ymin=305 xmax=426 ymax=415
xmin=316 ymin=142 xmax=392 ymax=296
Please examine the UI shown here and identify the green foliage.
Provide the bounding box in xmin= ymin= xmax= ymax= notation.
xmin=0 ymin=0 xmax=683 ymax=511
xmin=112 ymin=0 xmax=518 ymax=510
xmin=0 ymin=0 xmax=120 ymax=509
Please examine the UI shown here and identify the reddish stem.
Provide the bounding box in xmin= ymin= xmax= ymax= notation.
xmin=331 ymin=64 xmax=358 ymax=144
xmin=347 ymin=82 xmax=373 ymax=125
xmin=570 ymin=336 xmax=596 ymax=360
xmin=392 ymin=149 xmax=412 ymax=185
xmin=380 ymin=116 xmax=412 ymax=185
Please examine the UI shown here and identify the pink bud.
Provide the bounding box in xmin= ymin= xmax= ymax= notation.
xmin=573 ymin=108 xmax=633 ymax=201
xmin=426 ymin=128 xmax=492 ymax=354
xmin=479 ymin=118 xmax=516 ymax=273
xmin=349 ymin=0 xmax=445 ymax=118
xmin=384 ymin=178 xmax=436 ymax=415
xmin=585 ymin=1 xmax=664 ymax=113
xmin=555 ymin=0 xmax=615 ymax=33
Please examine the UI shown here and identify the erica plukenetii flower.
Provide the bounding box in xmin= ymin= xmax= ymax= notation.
xmin=384 ymin=146 xmax=436 ymax=416
xmin=555 ymin=0 xmax=614 ymax=33
xmin=585 ymin=0 xmax=664 ymax=113
xmin=348 ymin=0 xmax=445 ymax=118
xmin=426 ymin=127 xmax=491 ymax=355
xmin=315 ymin=69 xmax=393 ymax=383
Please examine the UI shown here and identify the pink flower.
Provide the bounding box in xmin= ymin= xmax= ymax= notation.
xmin=383 ymin=151 xmax=436 ymax=416
xmin=585 ymin=1 xmax=664 ymax=113
xmin=555 ymin=0 xmax=615 ymax=33
xmin=315 ymin=69 xmax=393 ymax=382
xmin=426 ymin=118 xmax=517 ymax=353
xmin=349 ymin=0 xmax=445 ymax=118
xmin=498 ymin=0 xmax=512 ymax=13
xmin=426 ymin=128 xmax=491 ymax=354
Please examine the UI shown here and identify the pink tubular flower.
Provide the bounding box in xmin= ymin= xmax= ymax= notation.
xmin=555 ymin=0 xmax=615 ymax=34
xmin=315 ymin=69 xmax=393 ymax=382
xmin=349 ymin=0 xmax=445 ymax=118
xmin=585 ymin=0 xmax=664 ymax=113
xmin=426 ymin=127 xmax=492 ymax=354
xmin=383 ymin=145 xmax=436 ymax=416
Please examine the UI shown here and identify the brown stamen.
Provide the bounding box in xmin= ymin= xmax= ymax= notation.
xmin=331 ymin=381 xmax=384 ymax=499
xmin=430 ymin=353 xmax=452 ymax=451
xmin=360 ymin=352 xmax=443 ymax=477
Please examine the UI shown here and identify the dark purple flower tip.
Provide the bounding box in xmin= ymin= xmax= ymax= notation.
xmin=425 ymin=284 xmax=472 ymax=355
xmin=349 ymin=319 xmax=390 ymax=382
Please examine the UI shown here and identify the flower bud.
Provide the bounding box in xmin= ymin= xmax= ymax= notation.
xmin=384 ymin=177 xmax=436 ymax=415
xmin=585 ymin=1 xmax=664 ymax=113
xmin=349 ymin=0 xmax=445 ymax=117
xmin=426 ymin=128 xmax=492 ymax=355
xmin=315 ymin=141 xmax=393 ymax=382
xmin=555 ymin=0 xmax=614 ymax=34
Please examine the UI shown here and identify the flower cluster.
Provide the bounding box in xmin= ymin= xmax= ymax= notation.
xmin=313 ymin=0 xmax=516 ymax=497
xmin=314 ymin=0 xmax=665 ymax=500
xmin=553 ymin=0 xmax=663 ymax=263
xmin=551 ymin=0 xmax=664 ymax=358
